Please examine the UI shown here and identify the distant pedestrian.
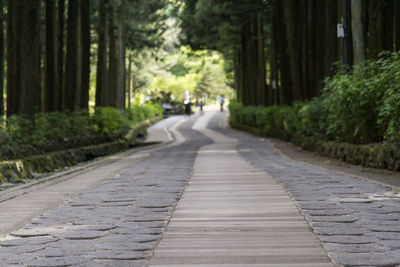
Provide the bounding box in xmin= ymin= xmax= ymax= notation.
xmin=184 ymin=100 xmax=192 ymax=116
xmin=199 ymin=101 xmax=204 ymax=115
xmin=219 ymin=96 xmax=224 ymax=112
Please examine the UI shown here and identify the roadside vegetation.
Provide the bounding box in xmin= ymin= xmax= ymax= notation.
xmin=230 ymin=52 xmax=400 ymax=171
xmin=0 ymin=104 xmax=163 ymax=161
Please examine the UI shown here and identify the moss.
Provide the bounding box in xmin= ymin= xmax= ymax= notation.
xmin=0 ymin=117 xmax=159 ymax=184
xmin=230 ymin=121 xmax=400 ymax=172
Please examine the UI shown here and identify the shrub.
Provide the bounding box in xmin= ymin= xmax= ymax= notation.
xmin=143 ymin=103 xmax=163 ymax=119
xmin=6 ymin=115 xmax=33 ymax=145
xmin=298 ymin=98 xmax=328 ymax=138
xmin=69 ymin=110 xmax=91 ymax=137
xmin=32 ymin=112 xmax=71 ymax=148
xmin=0 ymin=105 xmax=162 ymax=161
xmin=322 ymin=61 xmax=385 ymax=143
xmin=91 ymin=107 xmax=130 ymax=135
xmin=229 ymin=52 xmax=400 ymax=146
xmin=123 ymin=103 xmax=162 ymax=125
xmin=228 ymin=100 xmax=301 ymax=141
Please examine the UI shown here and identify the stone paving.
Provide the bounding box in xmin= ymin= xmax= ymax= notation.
xmin=0 ymin=117 xmax=212 ymax=266
xmin=149 ymin=111 xmax=332 ymax=266
xmin=1 ymin=109 xmax=400 ymax=266
xmin=210 ymin=111 xmax=400 ymax=267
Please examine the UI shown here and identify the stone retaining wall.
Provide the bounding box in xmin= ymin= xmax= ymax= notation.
xmin=230 ymin=121 xmax=400 ymax=172
xmin=0 ymin=116 xmax=163 ymax=185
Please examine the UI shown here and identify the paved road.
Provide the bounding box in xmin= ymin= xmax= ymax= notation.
xmin=0 ymin=110 xmax=400 ymax=266
xmin=149 ymin=111 xmax=331 ymax=266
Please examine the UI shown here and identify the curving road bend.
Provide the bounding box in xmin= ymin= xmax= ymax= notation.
xmin=0 ymin=109 xmax=399 ymax=266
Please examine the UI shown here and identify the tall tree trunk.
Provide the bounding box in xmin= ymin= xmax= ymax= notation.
xmin=393 ymin=1 xmax=400 ymax=51
xmin=116 ymin=5 xmax=125 ymax=109
xmin=64 ymin=0 xmax=79 ymax=112
xmin=276 ymin=0 xmax=292 ymax=105
xmin=315 ymin=0 xmax=325 ymax=92
xmin=324 ymin=0 xmax=338 ymax=75
xmin=241 ymin=19 xmax=252 ymax=106
xmin=255 ymin=11 xmax=266 ymax=106
xmin=270 ymin=3 xmax=279 ymax=105
xmin=80 ymin=0 xmax=90 ymax=110
xmin=351 ymin=0 xmax=366 ymax=64
xmin=95 ymin=0 xmax=108 ymax=107
xmin=108 ymin=7 xmax=117 ymax=107
xmin=19 ymin=0 xmax=41 ymax=119
xmin=6 ymin=0 xmax=18 ymax=116
xmin=301 ymin=0 xmax=310 ymax=99
xmin=368 ymin=1 xmax=382 ymax=59
xmin=56 ymin=0 xmax=65 ymax=112
xmin=127 ymin=54 xmax=132 ymax=109
xmin=234 ymin=49 xmax=243 ymax=103
xmin=395 ymin=0 xmax=400 ymax=50
xmin=45 ymin=0 xmax=57 ymax=112
xmin=309 ymin=0 xmax=318 ymax=97
xmin=383 ymin=0 xmax=394 ymax=51
xmin=283 ymin=0 xmax=303 ymax=102
xmin=0 ymin=0 xmax=4 ymax=117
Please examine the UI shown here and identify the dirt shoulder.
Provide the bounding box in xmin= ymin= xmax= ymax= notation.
xmin=270 ymin=137 xmax=400 ymax=191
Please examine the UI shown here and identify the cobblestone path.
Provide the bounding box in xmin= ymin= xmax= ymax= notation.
xmin=210 ymin=112 xmax=400 ymax=267
xmin=0 ymin=118 xmax=212 ymax=266
xmin=1 ymin=110 xmax=400 ymax=266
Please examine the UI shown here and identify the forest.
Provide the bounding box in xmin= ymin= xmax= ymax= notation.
xmin=180 ymin=0 xmax=400 ymax=106
xmin=1 ymin=0 xmax=174 ymax=119
xmin=4 ymin=0 xmax=398 ymax=117
xmin=2 ymin=1 xmax=400 ymax=159
xmin=199 ymin=0 xmax=400 ymax=171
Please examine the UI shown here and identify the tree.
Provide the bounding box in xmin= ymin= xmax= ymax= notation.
xmin=194 ymin=66 xmax=214 ymax=99
xmin=180 ymin=0 xmax=268 ymax=106
xmin=19 ymin=0 xmax=42 ymax=119
xmin=95 ymin=0 xmax=169 ymax=109
xmin=56 ymin=0 xmax=65 ymax=112
xmin=80 ymin=0 xmax=90 ymax=109
xmin=6 ymin=0 xmax=18 ymax=116
xmin=45 ymin=0 xmax=57 ymax=112
xmin=351 ymin=0 xmax=365 ymax=64
xmin=64 ymin=0 xmax=79 ymax=112
xmin=0 ymin=0 xmax=4 ymax=117
xmin=95 ymin=0 xmax=108 ymax=107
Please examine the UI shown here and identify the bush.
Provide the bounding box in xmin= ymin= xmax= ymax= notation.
xmin=124 ymin=103 xmax=163 ymax=125
xmin=229 ymin=100 xmax=300 ymax=141
xmin=322 ymin=62 xmax=385 ymax=143
xmin=229 ymin=52 xmax=400 ymax=146
xmin=69 ymin=110 xmax=91 ymax=137
xmin=32 ymin=112 xmax=71 ymax=148
xmin=0 ymin=105 xmax=162 ymax=161
xmin=91 ymin=107 xmax=130 ymax=135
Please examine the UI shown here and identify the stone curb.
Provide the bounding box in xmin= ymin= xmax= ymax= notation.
xmin=229 ymin=120 xmax=400 ymax=173
xmin=0 ymin=115 xmax=186 ymax=206
xmin=0 ymin=116 xmax=163 ymax=186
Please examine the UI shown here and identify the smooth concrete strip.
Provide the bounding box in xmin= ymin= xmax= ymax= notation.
xmin=149 ymin=111 xmax=332 ymax=266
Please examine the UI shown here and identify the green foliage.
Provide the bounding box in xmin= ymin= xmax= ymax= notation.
xmin=6 ymin=115 xmax=33 ymax=145
xmin=229 ymin=52 xmax=400 ymax=146
xmin=32 ymin=112 xmax=71 ymax=148
xmin=91 ymin=107 xmax=130 ymax=135
xmin=229 ymin=100 xmax=303 ymax=141
xmin=68 ymin=110 xmax=91 ymax=136
xmin=168 ymin=61 xmax=191 ymax=76
xmin=151 ymin=74 xmax=199 ymax=100
xmin=297 ymin=98 xmax=328 ymax=138
xmin=0 ymin=105 xmax=162 ymax=160
xmin=124 ymin=103 xmax=163 ymax=124
xmin=148 ymin=46 xmax=233 ymax=101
